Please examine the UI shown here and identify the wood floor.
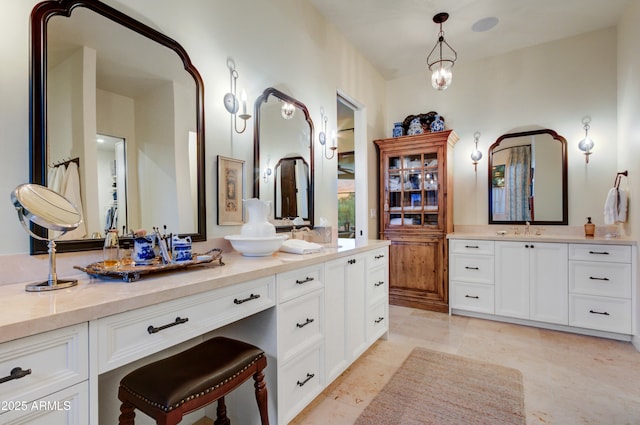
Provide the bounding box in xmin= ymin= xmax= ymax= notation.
xmin=290 ymin=305 xmax=640 ymax=425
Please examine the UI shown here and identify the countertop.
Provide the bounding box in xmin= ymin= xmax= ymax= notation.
xmin=0 ymin=239 xmax=389 ymax=344
xmin=447 ymin=232 xmax=637 ymax=245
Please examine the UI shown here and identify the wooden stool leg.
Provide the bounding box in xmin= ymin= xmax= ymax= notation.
xmin=118 ymin=400 xmax=136 ymax=425
xmin=214 ymin=397 xmax=231 ymax=425
xmin=253 ymin=370 xmax=269 ymax=425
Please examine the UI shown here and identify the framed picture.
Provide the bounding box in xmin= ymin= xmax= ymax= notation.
xmin=217 ymin=155 xmax=245 ymax=225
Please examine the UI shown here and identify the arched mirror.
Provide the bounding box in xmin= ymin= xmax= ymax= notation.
xmin=253 ymin=87 xmax=314 ymax=229
xmin=30 ymin=0 xmax=205 ymax=254
xmin=488 ymin=129 xmax=568 ymax=225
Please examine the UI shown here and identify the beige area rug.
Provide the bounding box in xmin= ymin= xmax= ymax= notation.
xmin=355 ymin=347 xmax=525 ymax=425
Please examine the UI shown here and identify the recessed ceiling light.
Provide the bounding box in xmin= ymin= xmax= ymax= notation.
xmin=472 ymin=16 xmax=499 ymax=32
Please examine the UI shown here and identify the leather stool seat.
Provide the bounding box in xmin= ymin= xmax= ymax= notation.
xmin=118 ymin=336 xmax=269 ymax=425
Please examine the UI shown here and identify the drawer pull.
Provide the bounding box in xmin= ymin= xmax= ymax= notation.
xmin=465 ymin=245 xmax=479 ymax=249
xmin=465 ymin=295 xmax=479 ymax=299
xmin=374 ymin=316 xmax=385 ymax=324
xmin=297 ymin=373 xmax=315 ymax=387
xmin=295 ymin=277 xmax=315 ymax=285
xmin=147 ymin=316 xmax=189 ymax=334
xmin=374 ymin=281 xmax=385 ymax=287
xmin=347 ymin=259 xmax=357 ymax=265
xmin=589 ymin=276 xmax=610 ymax=281
xmin=374 ymin=254 xmax=385 ymax=259
xmin=589 ymin=250 xmax=610 ymax=255
xmin=589 ymin=309 xmax=610 ymax=316
xmin=296 ymin=318 xmax=315 ymax=328
xmin=0 ymin=367 xmax=32 ymax=384
xmin=234 ymin=293 xmax=261 ymax=304
xmin=465 ymin=266 xmax=479 ymax=270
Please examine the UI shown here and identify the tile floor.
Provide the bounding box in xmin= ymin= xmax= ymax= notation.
xmin=290 ymin=305 xmax=640 ymax=425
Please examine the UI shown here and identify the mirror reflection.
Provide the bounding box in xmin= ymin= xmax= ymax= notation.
xmin=253 ymin=87 xmax=314 ymax=228
xmin=488 ymin=129 xmax=567 ymax=225
xmin=31 ymin=0 xmax=206 ymax=254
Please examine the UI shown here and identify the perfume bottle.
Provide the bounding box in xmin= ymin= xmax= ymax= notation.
xmin=584 ymin=217 xmax=595 ymax=238
xmin=103 ymin=229 xmax=120 ymax=269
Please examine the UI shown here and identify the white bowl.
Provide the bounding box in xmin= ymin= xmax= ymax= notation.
xmin=224 ymin=234 xmax=289 ymax=257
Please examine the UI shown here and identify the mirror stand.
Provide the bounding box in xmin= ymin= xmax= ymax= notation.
xmin=27 ymin=240 xmax=78 ymax=292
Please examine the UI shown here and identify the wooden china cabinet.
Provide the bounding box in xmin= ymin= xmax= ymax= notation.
xmin=374 ymin=130 xmax=458 ymax=312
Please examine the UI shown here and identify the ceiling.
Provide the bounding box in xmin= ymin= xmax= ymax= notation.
xmin=309 ymin=0 xmax=631 ymax=80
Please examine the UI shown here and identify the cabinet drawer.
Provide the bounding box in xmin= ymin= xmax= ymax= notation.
xmin=279 ymin=345 xmax=323 ymax=424
xmin=450 ymin=282 xmax=495 ymax=314
xmin=0 ymin=323 xmax=88 ymax=407
xmin=569 ymin=294 xmax=632 ymax=334
xmin=569 ymin=244 xmax=631 ymax=263
xmin=569 ymin=261 xmax=631 ymax=298
xmin=450 ymin=239 xmax=494 ymax=255
xmin=0 ymin=381 xmax=88 ymax=424
xmin=277 ymin=264 xmax=323 ymax=303
xmin=367 ymin=301 xmax=387 ymax=342
xmin=97 ymin=276 xmax=275 ymax=373
xmin=449 ymin=254 xmax=494 ymax=284
xmin=367 ymin=267 xmax=387 ymax=306
xmin=278 ymin=290 xmax=323 ymax=363
xmin=366 ymin=247 xmax=389 ymax=266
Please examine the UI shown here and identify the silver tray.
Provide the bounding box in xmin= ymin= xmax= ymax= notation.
xmin=75 ymin=249 xmax=224 ymax=282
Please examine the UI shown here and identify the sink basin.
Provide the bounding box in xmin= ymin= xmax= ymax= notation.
xmin=224 ymin=234 xmax=288 ymax=257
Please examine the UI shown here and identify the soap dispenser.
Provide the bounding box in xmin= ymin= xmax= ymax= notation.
xmin=584 ymin=217 xmax=595 ymax=238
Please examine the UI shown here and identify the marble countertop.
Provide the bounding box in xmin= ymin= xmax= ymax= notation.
xmin=447 ymin=232 xmax=637 ymax=245
xmin=0 ymin=239 xmax=389 ymax=344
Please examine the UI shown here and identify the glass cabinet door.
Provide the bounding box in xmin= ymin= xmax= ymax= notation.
xmin=384 ymin=150 xmax=441 ymax=228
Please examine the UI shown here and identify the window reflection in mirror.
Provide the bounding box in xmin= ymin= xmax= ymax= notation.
xmin=488 ymin=129 xmax=567 ymax=225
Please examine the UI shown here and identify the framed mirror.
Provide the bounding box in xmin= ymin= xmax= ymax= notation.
xmin=30 ymin=0 xmax=206 ymax=254
xmin=488 ymin=129 xmax=567 ymax=225
xmin=253 ymin=87 xmax=314 ymax=229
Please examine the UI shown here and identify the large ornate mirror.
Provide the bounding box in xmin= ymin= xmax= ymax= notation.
xmin=253 ymin=87 xmax=314 ymax=229
xmin=30 ymin=0 xmax=205 ymax=254
xmin=488 ymin=129 xmax=567 ymax=225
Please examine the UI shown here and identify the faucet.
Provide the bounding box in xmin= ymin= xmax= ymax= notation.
xmin=292 ymin=226 xmax=311 ymax=240
xmin=525 ymin=221 xmax=531 ymax=236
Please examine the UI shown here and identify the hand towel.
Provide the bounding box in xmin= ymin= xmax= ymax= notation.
xmin=279 ymin=239 xmax=322 ymax=255
xmin=603 ymin=187 xmax=617 ymax=225
xmin=616 ymin=188 xmax=628 ymax=223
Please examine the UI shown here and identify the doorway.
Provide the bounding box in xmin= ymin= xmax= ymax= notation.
xmin=336 ymin=92 xmax=366 ymax=242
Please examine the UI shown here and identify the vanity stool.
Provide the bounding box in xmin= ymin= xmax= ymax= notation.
xmin=117 ymin=336 xmax=269 ymax=425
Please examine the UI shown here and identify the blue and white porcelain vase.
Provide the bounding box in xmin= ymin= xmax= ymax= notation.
xmin=407 ymin=118 xmax=424 ymax=135
xmin=430 ymin=114 xmax=445 ymax=132
xmin=392 ymin=122 xmax=403 ymax=137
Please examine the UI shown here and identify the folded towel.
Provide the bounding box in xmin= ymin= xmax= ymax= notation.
xmin=604 ymin=187 xmax=617 ymax=225
xmin=280 ymin=239 xmax=323 ymax=255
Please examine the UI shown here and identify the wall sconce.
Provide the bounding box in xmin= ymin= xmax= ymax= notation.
xmin=470 ymin=131 xmax=483 ymax=172
xmin=223 ymin=63 xmax=251 ymax=133
xmin=281 ymin=101 xmax=295 ymax=120
xmin=263 ymin=156 xmax=272 ymax=183
xmin=427 ymin=12 xmax=457 ymax=91
xmin=318 ymin=108 xmax=336 ymax=160
xmin=578 ymin=116 xmax=594 ymax=163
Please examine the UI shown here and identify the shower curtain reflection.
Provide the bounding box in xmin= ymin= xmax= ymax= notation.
xmin=506 ymin=146 xmax=532 ymax=221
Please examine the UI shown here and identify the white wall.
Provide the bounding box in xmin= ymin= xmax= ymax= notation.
xmin=386 ymin=28 xmax=619 ymax=228
xmin=0 ymin=0 xmax=386 ymax=259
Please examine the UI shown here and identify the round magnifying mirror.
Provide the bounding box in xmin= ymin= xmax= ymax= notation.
xmin=11 ymin=184 xmax=82 ymax=292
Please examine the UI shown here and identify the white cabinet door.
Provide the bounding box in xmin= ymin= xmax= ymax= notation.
xmin=495 ymin=242 xmax=530 ymax=319
xmin=530 ymin=242 xmax=568 ymax=324
xmin=324 ymin=253 xmax=366 ymax=383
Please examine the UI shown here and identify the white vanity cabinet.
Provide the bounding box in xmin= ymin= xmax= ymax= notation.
xmin=449 ymin=240 xmax=495 ymax=314
xmin=365 ymin=247 xmax=390 ymax=344
xmin=569 ymin=244 xmax=633 ymax=334
xmin=275 ymin=264 xmax=325 ymax=425
xmin=495 ymin=241 xmax=568 ymax=324
xmin=0 ymin=324 xmax=88 ymax=424
xmin=324 ymin=252 xmax=366 ymax=384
